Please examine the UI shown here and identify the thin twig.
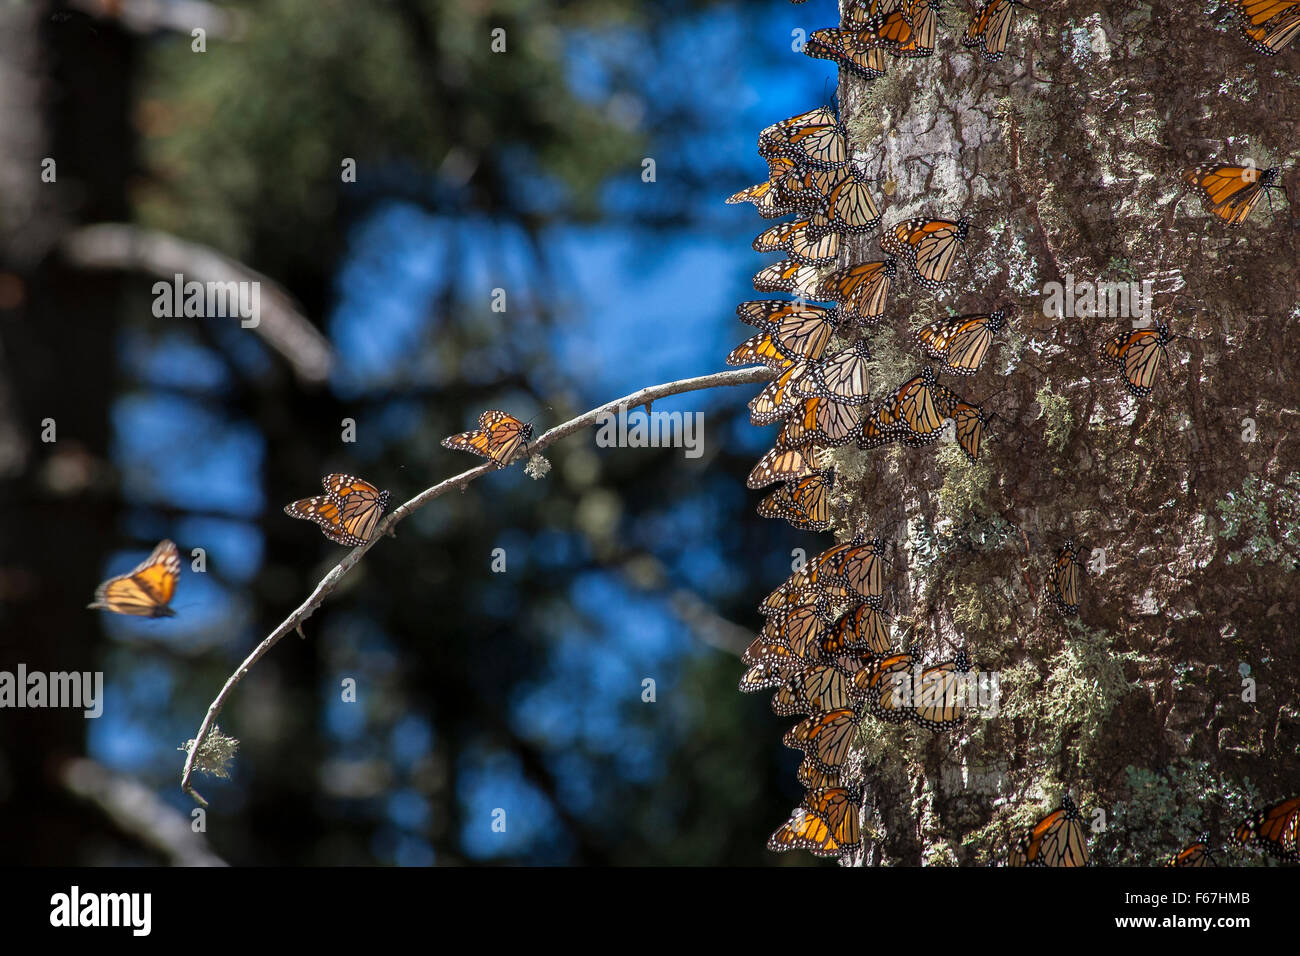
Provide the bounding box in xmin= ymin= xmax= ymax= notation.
xmin=180 ymin=365 xmax=775 ymax=804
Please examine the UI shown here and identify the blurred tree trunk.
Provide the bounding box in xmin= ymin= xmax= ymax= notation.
xmin=0 ymin=4 xmax=138 ymax=861
xmin=831 ymin=0 xmax=1300 ymax=864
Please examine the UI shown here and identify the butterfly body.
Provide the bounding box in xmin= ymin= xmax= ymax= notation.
xmin=442 ymin=410 xmax=534 ymax=468
xmin=285 ymin=474 xmax=390 ymax=547
xmin=88 ymin=539 xmax=181 ymax=617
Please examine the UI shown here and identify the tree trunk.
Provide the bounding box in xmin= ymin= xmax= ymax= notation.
xmin=821 ymin=0 xmax=1299 ymax=865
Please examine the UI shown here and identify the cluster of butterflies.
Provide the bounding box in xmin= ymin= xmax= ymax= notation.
xmin=794 ymin=0 xmax=1031 ymax=72
xmin=87 ymin=411 xmax=536 ymax=616
xmin=726 ymin=102 xmax=1004 ymax=535
xmin=1004 ymin=793 xmax=1300 ymax=866
xmin=739 ymin=535 xmax=979 ymax=857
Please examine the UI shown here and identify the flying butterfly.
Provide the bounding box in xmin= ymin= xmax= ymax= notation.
xmin=817 ymin=259 xmax=896 ymax=326
xmin=87 ymin=539 xmax=181 ymax=618
xmin=1008 ymin=796 xmax=1089 ymax=867
xmin=285 ymin=473 xmax=391 ymax=547
xmin=963 ymin=0 xmax=1029 ymax=62
xmin=768 ymin=787 xmax=863 ymax=858
xmin=442 ymin=410 xmax=534 ymax=468
xmin=1100 ymin=320 xmax=1171 ymax=398
xmin=1232 ymin=796 xmax=1300 ymax=862
xmin=1047 ymin=539 xmax=1082 ymax=616
xmin=915 ymin=310 xmax=1007 ymax=376
xmin=757 ymin=469 xmax=835 ymax=532
xmin=881 ymin=217 xmax=970 ymax=290
xmin=1182 ymin=164 xmax=1286 ymax=226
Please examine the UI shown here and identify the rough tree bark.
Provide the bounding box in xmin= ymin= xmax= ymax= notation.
xmin=816 ymin=0 xmax=1299 ymax=865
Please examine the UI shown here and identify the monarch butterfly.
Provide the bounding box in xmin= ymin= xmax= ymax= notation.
xmin=817 ymin=169 xmax=883 ymax=235
xmin=442 ymin=410 xmax=534 ymax=468
xmin=727 ymin=157 xmax=800 ymax=219
xmin=823 ymin=601 xmax=892 ymax=656
xmin=756 ymin=599 xmax=836 ymax=659
xmin=1232 ymin=796 xmax=1300 ymax=862
xmin=963 ymin=0 xmax=1029 ymax=61
xmin=726 ymin=307 xmax=837 ymax=370
xmin=950 ymin=401 xmax=988 ymax=464
xmin=783 ymin=706 xmax=862 ymax=774
xmin=284 ymin=474 xmax=391 ymax=547
xmin=87 ymin=539 xmax=181 ymax=618
xmin=1182 ymin=164 xmax=1285 ymax=225
xmin=797 ymin=756 xmax=843 ymax=790
xmin=858 ymin=412 xmax=901 ymax=450
xmin=757 ymin=469 xmax=835 ymax=532
xmin=753 ymin=260 xmax=824 ymax=299
xmin=1234 ymin=2 xmax=1300 ymax=54
xmin=1047 ymin=539 xmax=1082 ymax=616
xmin=885 ymin=366 xmax=961 ymax=442
xmin=910 ymin=650 xmax=974 ymax=731
xmin=747 ymin=439 xmax=826 ymax=489
xmin=1008 ymin=796 xmax=1089 ymax=867
xmin=846 ymin=0 xmax=904 ymax=22
xmin=772 ymin=662 xmax=859 ymax=716
xmin=731 ymin=301 xmax=838 ymax=367
xmin=798 ymin=343 xmax=873 ymax=405
xmin=737 ymin=298 xmax=840 ymax=335
xmin=779 ymin=396 xmax=865 ymax=449
xmin=1100 ymin=321 xmax=1171 ymax=398
xmin=805 ymin=536 xmax=888 ymax=604
xmin=738 ymin=647 xmax=801 ymax=695
xmin=869 ymin=1 xmax=941 ymax=59
xmin=768 ymin=787 xmax=863 ymax=858
xmin=880 ymin=217 xmax=970 ymax=289
xmin=758 ymin=113 xmax=848 ymax=170
xmin=805 ymin=27 xmax=891 ymax=80
xmin=1165 ymin=834 xmax=1216 ymax=867
xmin=915 ymin=310 xmax=1006 ymax=375
xmin=817 ymin=259 xmax=896 ymax=325
xmin=758 ymin=581 xmax=826 ymax=618
xmin=749 ymin=360 xmax=821 ymax=425
xmin=853 ymin=652 xmax=915 ymax=723
xmin=759 ymin=106 xmax=838 ymax=144
xmin=752 ymin=219 xmax=842 ymax=267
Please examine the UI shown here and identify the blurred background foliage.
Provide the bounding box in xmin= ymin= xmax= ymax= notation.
xmin=0 ymin=0 xmax=845 ymax=865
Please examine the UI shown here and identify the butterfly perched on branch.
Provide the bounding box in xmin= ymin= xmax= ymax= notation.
xmin=442 ymin=410 xmax=534 ymax=468
xmin=284 ymin=474 xmax=390 ymax=547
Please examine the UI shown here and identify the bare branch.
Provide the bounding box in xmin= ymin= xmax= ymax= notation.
xmin=180 ymin=365 xmax=775 ymax=804
xmin=60 ymin=223 xmax=334 ymax=384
